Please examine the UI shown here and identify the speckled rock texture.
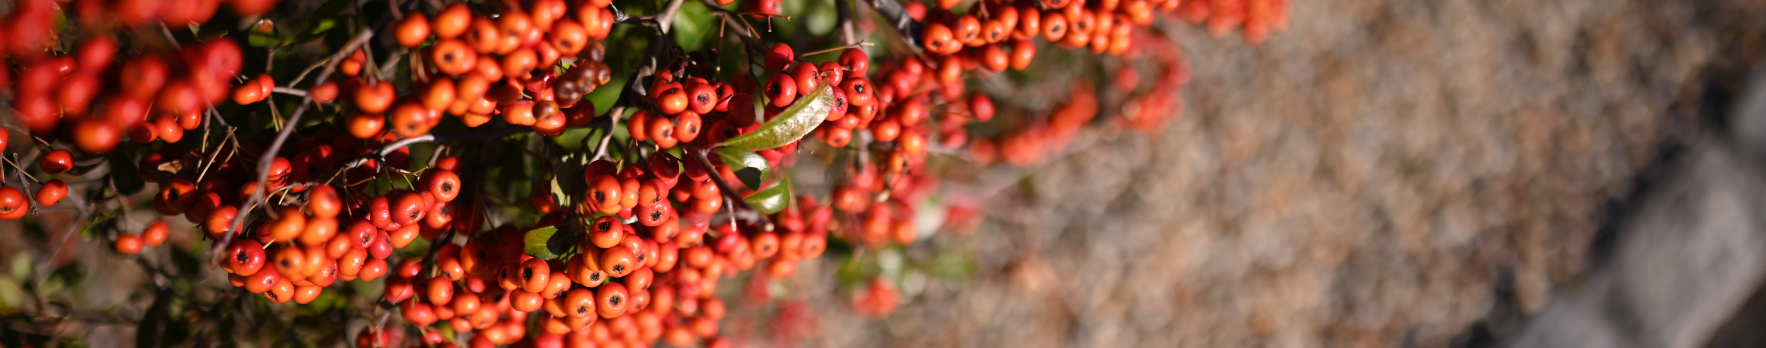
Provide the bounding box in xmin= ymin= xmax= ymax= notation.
xmin=737 ymin=0 xmax=1766 ymax=347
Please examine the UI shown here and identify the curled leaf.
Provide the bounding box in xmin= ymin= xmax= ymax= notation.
xmin=717 ymin=84 xmax=833 ymax=151
xmin=744 ymin=176 xmax=792 ymax=215
xmin=714 ymin=147 xmax=768 ymax=189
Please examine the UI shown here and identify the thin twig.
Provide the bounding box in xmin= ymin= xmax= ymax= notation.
xmin=864 ymin=0 xmax=923 ymax=48
xmin=684 ymin=145 xmax=757 ymax=214
xmin=271 ymin=87 xmax=310 ymax=97
xmin=159 ymin=23 xmax=184 ymax=50
xmin=801 ymin=42 xmax=874 ymax=57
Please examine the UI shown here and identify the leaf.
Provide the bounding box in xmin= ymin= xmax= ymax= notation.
xmin=523 ymin=226 xmax=572 ymax=260
xmin=42 ymin=263 xmax=85 ymax=295
xmin=247 ymin=31 xmax=281 ymax=47
xmin=9 ymin=251 xmax=31 ymax=283
xmin=744 ymin=176 xmax=792 ymax=215
xmin=671 ymin=1 xmax=714 ymax=51
xmin=717 ymin=84 xmax=834 ymax=151
xmin=0 ymin=278 xmax=21 ymax=314
xmin=136 ymin=288 xmax=188 ymax=348
xmin=549 ymin=176 xmax=567 ymax=208
xmin=714 ymin=147 xmax=769 ymax=189
xmin=109 ymin=153 xmax=146 ymax=195
xmin=155 ymin=157 xmax=188 ymax=174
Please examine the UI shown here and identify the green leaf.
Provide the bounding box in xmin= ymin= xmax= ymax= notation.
xmin=296 ymin=16 xmax=342 ymax=43
xmin=672 ymin=1 xmax=714 ymax=51
xmin=523 ymin=226 xmax=572 ymax=260
xmin=247 ymin=31 xmax=281 ymax=47
xmin=715 ymin=147 xmax=769 ymax=189
xmin=717 ymin=84 xmax=834 ymax=151
xmin=744 ymin=176 xmax=792 ymax=215
xmin=0 ymin=278 xmax=19 ymax=314
xmin=9 ymin=251 xmax=31 ymax=282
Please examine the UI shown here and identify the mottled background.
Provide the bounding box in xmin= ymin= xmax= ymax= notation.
xmin=748 ymin=0 xmax=1766 ymax=347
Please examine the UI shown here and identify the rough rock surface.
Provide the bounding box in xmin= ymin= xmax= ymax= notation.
xmin=743 ymin=0 xmax=1766 ymax=347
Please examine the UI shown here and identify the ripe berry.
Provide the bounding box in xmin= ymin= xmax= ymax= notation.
xmin=764 ymin=43 xmax=794 ymax=73
xmin=1042 ymin=11 xmax=1068 ymax=41
xmin=268 ymin=206 xmax=307 ymax=242
xmin=337 ymin=248 xmax=367 ymax=278
xmin=115 ymin=234 xmax=144 ymax=254
xmin=227 ymin=240 xmax=268 ymax=276
xmin=402 ymin=301 xmax=438 ymax=327
xmin=502 ymin=47 xmax=538 ymax=79
xmin=600 ymin=246 xmax=637 ymax=278
xmin=300 ymin=217 xmax=338 ymax=246
xmin=674 ymin=112 xmax=702 ymax=143
xmin=981 ymin=44 xmax=1009 ymax=72
xmin=1009 ymin=39 xmax=1036 ymax=70
xmin=40 ymin=149 xmax=74 ymax=174
xmin=596 ymin=282 xmax=629 ymax=318
xmin=428 ymin=275 xmax=456 ymax=306
xmin=922 ymin=23 xmax=956 ymax=54
xmin=588 ymin=216 xmax=624 ymax=248
xmin=648 ymin=116 xmax=678 ymax=149
xmin=360 ymin=259 xmax=389 ymax=281
xmin=550 ymin=20 xmax=589 ymax=56
xmin=520 ymin=258 xmax=552 ymax=293
xmin=433 ymin=3 xmax=473 ymax=39
xmin=839 ymin=48 xmax=870 ymax=76
xmin=424 ymin=169 xmax=462 ymax=203
xmin=431 ymin=39 xmax=478 ymax=76
xmin=656 ymin=85 xmax=689 ymax=116
xmin=35 ymin=179 xmax=66 ymax=207
xmin=563 ymin=288 xmax=596 ymax=317
xmin=271 ymin=246 xmax=309 ymax=280
xmin=355 ymin=82 xmax=396 ymax=114
xmin=294 ymin=286 xmax=323 ymax=304
xmin=142 ymin=221 xmax=170 ymax=247
xmin=765 ymin=74 xmax=798 ymax=107
xmin=687 ymin=83 xmax=717 ymax=115
xmin=512 ymin=290 xmax=545 ymax=313
xmin=982 ymin=19 xmax=1008 ymax=43
xmin=954 ymin=15 xmax=982 ymax=44
xmin=397 ymin=13 xmax=432 ymax=47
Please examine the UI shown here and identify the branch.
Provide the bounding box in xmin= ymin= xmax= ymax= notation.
xmin=271 ymin=87 xmax=309 ymax=97
xmin=836 ymin=0 xmax=856 ymax=45
xmin=656 ymin=0 xmax=687 ymax=33
xmin=336 ymin=124 xmax=541 ymax=174
xmin=683 ymin=145 xmax=755 ymax=214
xmin=699 ymin=0 xmax=771 ymax=52
xmin=863 ymin=0 xmax=923 ymax=48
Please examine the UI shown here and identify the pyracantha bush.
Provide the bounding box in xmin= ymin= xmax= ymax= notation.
xmin=0 ymin=0 xmax=1284 ymax=346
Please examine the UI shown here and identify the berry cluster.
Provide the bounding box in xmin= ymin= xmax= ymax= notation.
xmin=0 ymin=0 xmax=1289 ymax=344
xmin=310 ymin=1 xmax=614 ymax=141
